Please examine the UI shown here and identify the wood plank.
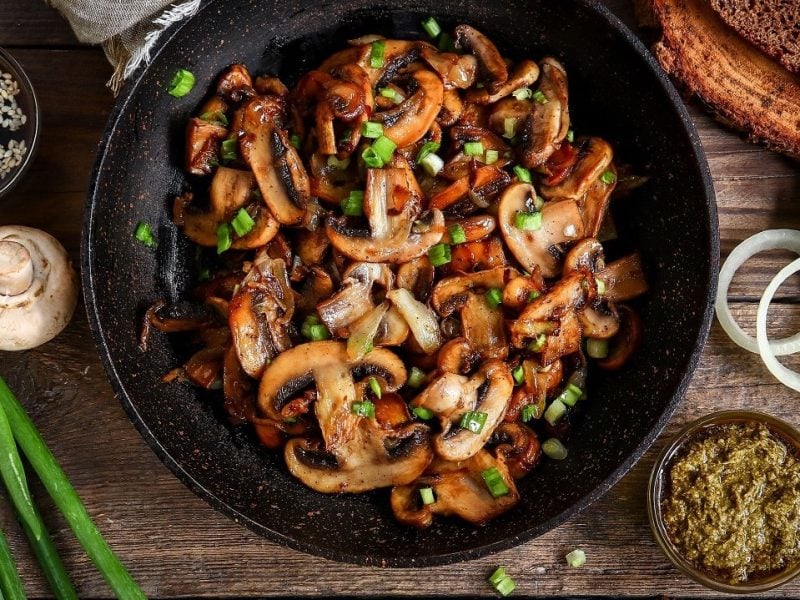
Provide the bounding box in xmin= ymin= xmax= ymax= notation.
xmin=0 ymin=0 xmax=80 ymax=47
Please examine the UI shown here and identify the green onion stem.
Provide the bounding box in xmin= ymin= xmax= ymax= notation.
xmin=0 ymin=524 xmax=24 ymax=600
xmin=17 ymin=503 xmax=77 ymax=600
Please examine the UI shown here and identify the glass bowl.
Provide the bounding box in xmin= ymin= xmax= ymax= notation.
xmin=648 ymin=410 xmax=800 ymax=593
xmin=0 ymin=47 xmax=40 ymax=199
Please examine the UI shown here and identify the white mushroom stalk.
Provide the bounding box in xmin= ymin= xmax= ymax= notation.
xmin=0 ymin=226 xmax=78 ymax=351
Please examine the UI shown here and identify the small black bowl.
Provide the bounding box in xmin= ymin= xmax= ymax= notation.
xmin=83 ymin=0 xmax=718 ymax=567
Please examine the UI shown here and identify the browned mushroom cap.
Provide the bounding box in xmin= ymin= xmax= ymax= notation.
xmin=326 ymin=166 xmax=445 ymax=263
xmin=238 ymin=97 xmax=310 ymax=225
xmin=431 ymin=267 xmax=518 ymax=317
xmin=316 ymin=262 xmax=393 ymax=335
xmin=502 ymin=271 xmax=546 ymax=312
xmin=390 ymin=450 xmax=519 ymax=527
xmin=420 ymin=47 xmax=478 ymax=89
xmin=540 ymin=137 xmax=613 ymax=200
xmin=498 ymin=182 xmax=585 ymax=278
xmin=216 ymin=64 xmax=255 ymax=102
xmin=454 ymin=25 xmax=509 ymax=85
xmin=373 ymin=70 xmax=444 ymax=148
xmin=487 ymin=97 xmax=531 ymax=139
xmin=411 ymin=359 xmax=513 ymax=461
xmin=597 ymin=253 xmax=648 ymax=302
xmin=519 ymin=58 xmax=569 ymax=168
xmin=562 ymin=239 xmax=620 ymax=338
xmin=437 ymin=88 xmax=464 ymax=127
xmin=466 ymin=60 xmax=540 ymax=105
xmin=462 ymin=292 xmax=509 ymax=359
xmin=580 ymin=163 xmax=616 ymax=236
xmin=397 ymin=255 xmax=435 ymax=302
xmin=597 ymin=305 xmax=642 ymax=371
xmin=562 ymin=238 xmax=606 ymax=275
xmin=229 ymin=255 xmax=294 ymax=379
xmin=296 ymin=266 xmax=334 ymax=314
xmin=437 ymin=337 xmax=480 ymax=375
xmin=374 ymin=305 xmax=410 ymax=346
xmin=443 ymin=214 xmax=496 ymax=244
xmin=175 ymin=167 xmax=278 ymax=249
xmin=185 ymin=118 xmax=228 ymax=175
xmin=491 ymin=422 xmax=542 ymax=479
xmin=442 ymin=125 xmax=512 ymax=181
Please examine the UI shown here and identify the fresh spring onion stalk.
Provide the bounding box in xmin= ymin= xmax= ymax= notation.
xmin=0 ymin=523 xmax=25 ymax=600
xmin=0 ymin=377 xmax=145 ymax=600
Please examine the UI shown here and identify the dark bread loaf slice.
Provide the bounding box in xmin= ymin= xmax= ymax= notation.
xmin=653 ymin=0 xmax=800 ymax=156
xmin=709 ymin=0 xmax=800 ymax=74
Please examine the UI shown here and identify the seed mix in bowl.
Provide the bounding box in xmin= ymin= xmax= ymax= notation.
xmin=0 ymin=71 xmax=28 ymax=180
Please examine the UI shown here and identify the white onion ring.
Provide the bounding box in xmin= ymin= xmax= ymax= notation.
xmin=715 ymin=229 xmax=800 ymax=355
xmin=756 ymin=257 xmax=800 ymax=391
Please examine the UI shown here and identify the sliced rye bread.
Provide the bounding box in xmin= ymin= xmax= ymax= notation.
xmin=652 ymin=0 xmax=800 ymax=156
xmin=709 ymin=0 xmax=800 ymax=75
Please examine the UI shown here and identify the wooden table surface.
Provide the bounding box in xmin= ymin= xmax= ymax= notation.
xmin=1 ymin=0 xmax=799 ymax=597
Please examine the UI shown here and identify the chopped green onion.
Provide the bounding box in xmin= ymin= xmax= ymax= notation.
xmin=463 ymin=141 xmax=485 ymax=157
xmin=308 ymin=324 xmax=330 ymax=341
xmin=407 ymin=367 xmax=427 ymax=388
xmin=528 ymin=290 xmax=541 ymax=302
xmin=512 ymin=365 xmax=525 ymax=385
xmin=300 ymin=314 xmax=322 ymax=339
xmin=459 ymin=410 xmax=488 ymax=433
xmin=438 ymin=32 xmax=455 ymax=52
xmin=221 ymin=138 xmax=238 ymax=163
xmin=600 ymin=170 xmax=617 ymax=184
xmin=327 ymin=155 xmax=351 ymax=170
xmin=485 ymin=287 xmax=503 ymax=309
xmin=199 ymin=110 xmax=228 ymax=126
xmin=362 ymin=121 xmax=384 ymax=139
xmin=528 ymin=333 xmax=547 ymax=352
xmin=290 ymin=133 xmax=301 ymax=149
xmin=341 ymin=190 xmax=364 ymax=216
xmin=417 ymin=141 xmax=441 ymax=163
xmin=503 ymin=117 xmax=517 ymax=140
xmin=534 ymin=195 xmax=545 ymax=210
xmin=362 ymin=146 xmax=384 ymax=168
xmin=379 ymin=87 xmax=404 ymax=103
xmin=449 ymin=224 xmax=467 ymax=245
xmin=369 ymin=376 xmax=382 ymax=399
xmin=412 ymin=406 xmax=434 ymax=420
xmin=543 ymin=438 xmax=569 ymax=460
xmin=532 ymin=89 xmax=548 ymax=104
xmin=216 ymin=223 xmax=232 ymax=254
xmin=566 ymin=129 xmax=575 ymax=143
xmin=566 ymin=549 xmax=586 ymax=567
xmin=488 ymin=566 xmax=516 ymax=596
xmin=230 ymin=208 xmax=255 ymax=237
xmin=543 ymin=398 xmax=567 ymax=426
xmin=370 ymin=40 xmax=386 ymax=68
xmin=372 ymin=135 xmax=397 ymax=163
xmin=514 ymin=211 xmax=542 ymax=231
xmin=586 ymin=338 xmax=609 ymax=359
xmin=595 ymin=277 xmax=607 ymax=295
xmin=556 ymin=383 xmax=583 ymax=407
xmin=512 ymin=87 xmax=532 ymax=100
xmin=484 ymin=149 xmax=499 ymax=164
xmin=521 ymin=403 xmax=540 ymax=422
xmin=489 ymin=567 xmax=509 ymax=586
xmin=419 ymin=487 xmax=436 ymax=505
xmin=428 ymin=243 xmax=451 ymax=267
xmin=421 ymin=16 xmax=442 ymax=38
xmin=351 ymin=401 xmax=375 ymax=418
xmin=134 ymin=222 xmax=156 ymax=248
xmin=481 ymin=467 xmax=510 ymax=498
xmin=420 ymin=152 xmax=445 ymax=176
xmin=513 ymin=165 xmax=531 ymax=183
xmin=168 ymin=68 xmax=195 ymax=97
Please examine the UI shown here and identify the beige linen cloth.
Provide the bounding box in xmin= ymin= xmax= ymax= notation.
xmin=47 ymin=0 xmax=203 ymax=93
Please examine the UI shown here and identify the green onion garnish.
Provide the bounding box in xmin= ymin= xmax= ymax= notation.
xmin=168 ymin=68 xmax=195 ymax=97
xmin=528 ymin=333 xmax=547 ymax=352
xmin=488 ymin=567 xmax=516 ymax=597
xmin=230 ymin=208 xmax=255 ymax=237
xmin=512 ymin=87 xmax=532 ymax=101
xmin=484 ymin=149 xmax=499 ymax=165
xmin=514 ymin=211 xmax=542 ymax=231
xmin=449 ymin=224 xmax=467 ymax=245
xmin=370 ymin=40 xmax=386 ymax=68
xmin=513 ymin=165 xmax=531 ymax=183
xmin=543 ymin=398 xmax=568 ymax=426
xmin=362 ymin=146 xmax=384 ymax=168
xmin=407 ymin=367 xmax=426 ymax=389
xmin=420 ymin=152 xmax=444 ymax=176
xmin=134 ymin=222 xmax=156 ymax=248
xmin=421 ymin=16 xmax=442 ymax=38
xmin=372 ymin=135 xmax=397 ymax=163
xmin=566 ymin=129 xmax=575 ymax=143
xmin=428 ymin=243 xmax=451 ymax=267
xmin=327 ymin=155 xmax=350 ymax=170
xmin=341 ymin=190 xmax=364 ymax=217
xmin=438 ymin=32 xmax=455 ymax=52
xmin=566 ymin=549 xmax=586 ymax=568
xmin=300 ymin=314 xmax=322 ymax=339
xmin=199 ymin=110 xmax=228 ymax=126
xmin=417 ymin=141 xmax=441 ymax=163
xmin=512 ymin=365 xmax=524 ymax=385
xmin=379 ymin=87 xmax=404 ymax=103
xmin=419 ymin=487 xmax=436 ymax=505
xmin=463 ymin=141 xmax=485 ymax=157
xmin=362 ymin=121 xmax=384 ymax=139
xmin=290 ymin=133 xmax=301 ymax=149
xmin=412 ymin=406 xmax=434 ymax=420
xmin=556 ymin=383 xmax=583 ymax=407
xmin=351 ymin=401 xmax=375 ymax=418
xmin=521 ymin=403 xmax=540 ymax=422
xmin=481 ymin=467 xmax=510 ymax=498
xmin=485 ymin=287 xmax=503 ymax=309
xmin=543 ymin=438 xmax=569 ymax=460
xmin=216 ymin=223 xmax=232 ymax=254
xmin=600 ymin=170 xmax=617 ymax=184
xmin=221 ymin=138 xmax=238 ymax=163
xmin=503 ymin=117 xmax=517 ymax=140
xmin=460 ymin=410 xmax=488 ymax=433
xmin=586 ymin=338 xmax=609 ymax=359
xmin=528 ymin=290 xmax=541 ymax=302
xmin=308 ymin=324 xmax=329 ymax=340
xmin=532 ymin=89 xmax=548 ymax=104
xmin=534 ymin=195 xmax=545 ymax=210
xmin=369 ymin=376 xmax=382 ymax=399
xmin=595 ymin=277 xmax=607 ymax=295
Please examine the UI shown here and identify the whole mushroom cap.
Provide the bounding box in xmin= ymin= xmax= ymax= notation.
xmin=0 ymin=226 xmax=78 ymax=351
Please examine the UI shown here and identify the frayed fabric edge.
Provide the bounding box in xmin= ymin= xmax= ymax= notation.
xmin=102 ymin=0 xmax=202 ymax=95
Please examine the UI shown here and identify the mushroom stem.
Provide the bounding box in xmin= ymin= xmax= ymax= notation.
xmin=0 ymin=241 xmax=33 ymax=296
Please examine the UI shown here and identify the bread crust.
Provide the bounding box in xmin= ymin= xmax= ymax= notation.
xmin=653 ymin=0 xmax=800 ymax=156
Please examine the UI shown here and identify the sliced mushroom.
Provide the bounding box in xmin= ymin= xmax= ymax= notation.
xmin=316 ymin=262 xmax=393 ymax=335
xmin=431 ymin=267 xmax=518 ymax=317
xmin=466 ymin=60 xmax=540 ymax=104
xmin=174 ymin=167 xmax=278 ymax=249
xmin=374 ymin=305 xmax=410 ymax=346
xmin=562 ymin=238 xmax=605 ymax=275
xmin=461 ymin=292 xmax=508 ymax=359
xmin=390 ymin=450 xmax=519 ymax=527
xmin=437 ymin=337 xmax=480 ymax=375
xmin=491 ymin=422 xmax=542 ymax=479
xmin=442 ymin=126 xmax=512 ymax=181
xmin=437 ymin=88 xmax=464 ymax=127
xmin=598 ymin=305 xmax=643 ymax=370
xmin=597 ymin=253 xmax=648 ymax=302
xmin=519 ymin=58 xmax=569 ymax=168
xmin=443 ymin=214 xmax=496 ymax=244
xmin=185 ymin=118 xmax=228 ymax=175
xmin=488 ymin=97 xmax=532 ymax=139
xmin=326 ymin=166 xmax=445 ymax=263
xmin=540 ymin=137 xmax=613 ymax=200
xmin=449 ymin=237 xmax=508 ymax=273
xmin=502 ymin=271 xmax=546 ymax=312
xmin=397 ymin=255 xmax=435 ymax=302
xmin=580 ymin=164 xmax=616 ymax=236
xmin=296 ymin=266 xmax=334 ymax=314
xmin=498 ymin=182 xmax=585 ymax=277
xmin=373 ymin=70 xmax=444 ymax=147
xmin=420 ymin=48 xmax=478 ymax=89
xmin=454 ymin=25 xmax=508 ymax=85
xmin=216 ymin=64 xmax=255 ymax=102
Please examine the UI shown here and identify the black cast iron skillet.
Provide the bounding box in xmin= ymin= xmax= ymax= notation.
xmin=83 ymin=0 xmax=718 ymax=567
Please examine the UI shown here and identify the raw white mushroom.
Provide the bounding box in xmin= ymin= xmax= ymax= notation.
xmin=0 ymin=226 xmax=78 ymax=351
